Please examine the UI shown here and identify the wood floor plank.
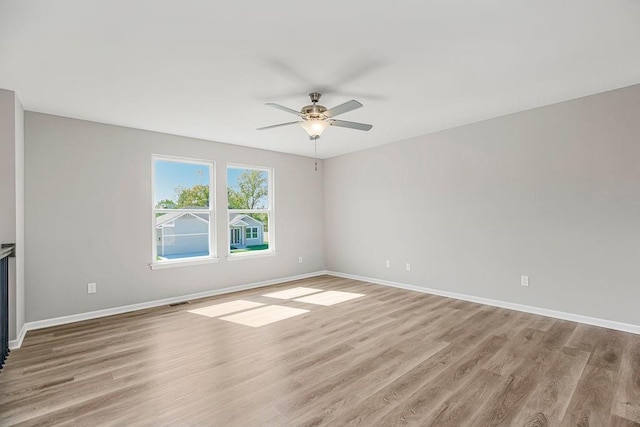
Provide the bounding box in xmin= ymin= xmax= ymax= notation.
xmin=561 ymin=363 xmax=616 ymax=426
xmin=332 ymin=341 xmax=476 ymax=426
xmin=472 ymin=356 xmax=549 ymax=426
xmin=419 ymin=368 xmax=506 ymax=426
xmin=0 ymin=275 xmax=637 ymax=426
xmin=609 ymin=414 xmax=640 ymax=427
xmin=291 ymin=339 xmax=450 ymax=426
xmin=511 ymin=347 xmax=590 ymax=426
xmin=484 ymin=327 xmax=545 ymax=376
xmin=375 ymin=334 xmax=509 ymax=425
xmin=612 ymin=335 xmax=640 ymax=424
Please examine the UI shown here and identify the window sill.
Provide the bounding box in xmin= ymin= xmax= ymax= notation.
xmin=226 ymin=251 xmax=277 ymax=262
xmin=150 ymin=257 xmax=220 ymax=270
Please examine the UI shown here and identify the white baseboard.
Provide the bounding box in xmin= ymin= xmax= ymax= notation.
xmin=13 ymin=269 xmax=637 ymax=351
xmin=13 ymin=270 xmax=327 ymax=348
xmin=9 ymin=324 xmax=27 ymax=350
xmin=326 ymin=271 xmax=640 ymax=335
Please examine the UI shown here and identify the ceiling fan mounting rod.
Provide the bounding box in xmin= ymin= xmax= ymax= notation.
xmin=309 ymin=92 xmax=321 ymax=103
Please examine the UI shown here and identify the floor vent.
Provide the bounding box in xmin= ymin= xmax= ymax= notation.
xmin=168 ymin=301 xmax=190 ymax=307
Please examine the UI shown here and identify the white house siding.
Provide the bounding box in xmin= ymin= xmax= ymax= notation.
xmin=244 ymin=216 xmax=264 ymax=246
xmin=157 ymin=215 xmax=208 ymax=257
xmin=229 ymin=214 xmax=264 ymax=247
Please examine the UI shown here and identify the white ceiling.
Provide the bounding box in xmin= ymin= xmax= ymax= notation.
xmin=1 ymin=1 xmax=639 ymax=159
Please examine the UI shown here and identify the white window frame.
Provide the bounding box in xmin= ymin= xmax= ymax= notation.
xmin=150 ymin=155 xmax=218 ymax=270
xmin=245 ymin=227 xmax=258 ymax=239
xmin=227 ymin=163 xmax=275 ymax=260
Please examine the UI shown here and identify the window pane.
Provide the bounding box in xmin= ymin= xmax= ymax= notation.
xmin=156 ymin=212 xmax=210 ymax=260
xmin=227 ymin=168 xmax=269 ymax=210
xmin=155 ymin=159 xmax=210 ymax=209
xmin=229 ymin=213 xmax=269 ymax=253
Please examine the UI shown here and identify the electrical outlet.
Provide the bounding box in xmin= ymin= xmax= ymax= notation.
xmin=298 ymin=256 xmax=303 ymax=264
xmin=385 ymin=260 xmax=391 ymax=268
xmin=87 ymin=282 xmax=97 ymax=294
xmin=406 ymin=263 xmax=411 ymax=271
xmin=521 ymin=276 xmax=529 ymax=287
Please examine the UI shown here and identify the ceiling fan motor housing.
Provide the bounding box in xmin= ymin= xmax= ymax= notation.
xmin=302 ymin=92 xmax=327 ymax=118
xmin=301 ymin=103 xmax=327 ymax=119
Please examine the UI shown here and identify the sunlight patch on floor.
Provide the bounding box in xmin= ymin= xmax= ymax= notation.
xmin=219 ymin=305 xmax=309 ymax=327
xmin=262 ymin=287 xmax=323 ymax=300
xmin=186 ymin=288 xmax=365 ymax=327
xmin=294 ymin=291 xmax=365 ymax=306
xmin=187 ymin=300 xmax=264 ymax=318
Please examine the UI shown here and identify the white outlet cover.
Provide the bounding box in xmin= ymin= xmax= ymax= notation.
xmin=385 ymin=260 xmax=390 ymax=268
xmin=88 ymin=282 xmax=97 ymax=293
xmin=406 ymin=263 xmax=411 ymax=271
xmin=521 ymin=276 xmax=529 ymax=287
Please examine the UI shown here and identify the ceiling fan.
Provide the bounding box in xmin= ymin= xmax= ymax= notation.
xmin=257 ymin=92 xmax=373 ymax=140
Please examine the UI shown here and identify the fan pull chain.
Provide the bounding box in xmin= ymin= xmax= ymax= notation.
xmin=314 ymin=139 xmax=318 ymax=171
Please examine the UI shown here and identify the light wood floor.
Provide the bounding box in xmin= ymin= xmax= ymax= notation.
xmin=1 ymin=275 xmax=639 ymax=426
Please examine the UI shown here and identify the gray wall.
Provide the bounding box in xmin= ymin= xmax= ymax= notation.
xmin=19 ymin=84 xmax=640 ymax=327
xmin=25 ymin=113 xmax=324 ymax=322
xmin=0 ymin=89 xmax=25 ymax=340
xmin=324 ymin=84 xmax=640 ymax=326
xmin=0 ymin=91 xmax=16 ymax=252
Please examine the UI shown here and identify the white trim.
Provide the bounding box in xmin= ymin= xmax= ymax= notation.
xmin=150 ymin=256 xmax=219 ymax=270
xmin=9 ymin=324 xmax=27 ymax=350
xmin=226 ymin=162 xmax=271 ymax=173
xmin=0 ymin=247 xmax=13 ymax=259
xmin=13 ymin=271 xmax=328 ymax=347
xmin=226 ymin=251 xmax=277 ymax=261
xmin=269 ymin=167 xmax=275 ymax=252
xmin=152 ymin=154 xmax=215 ymax=167
xmin=14 ymin=270 xmax=637 ymax=350
xmin=325 ymin=271 xmax=640 ymax=335
xmin=228 ymin=209 xmax=270 ymax=214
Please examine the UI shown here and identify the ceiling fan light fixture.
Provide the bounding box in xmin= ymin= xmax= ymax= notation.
xmin=258 ymin=93 xmax=372 ymax=139
xmin=301 ymin=119 xmax=329 ymax=138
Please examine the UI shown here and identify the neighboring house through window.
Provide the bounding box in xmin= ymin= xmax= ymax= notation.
xmin=227 ymin=164 xmax=273 ymax=256
xmin=153 ymin=155 xmax=215 ymax=264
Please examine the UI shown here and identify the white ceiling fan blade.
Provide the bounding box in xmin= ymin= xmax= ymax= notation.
xmin=323 ymin=100 xmax=363 ymax=118
xmin=265 ymin=103 xmax=302 ymax=116
xmin=257 ymin=121 xmax=302 ymax=130
xmin=330 ymin=119 xmax=372 ymax=131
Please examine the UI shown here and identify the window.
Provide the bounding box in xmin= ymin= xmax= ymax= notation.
xmin=245 ymin=227 xmax=258 ymax=239
xmin=227 ymin=164 xmax=273 ymax=256
xmin=152 ymin=156 xmax=215 ymax=265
